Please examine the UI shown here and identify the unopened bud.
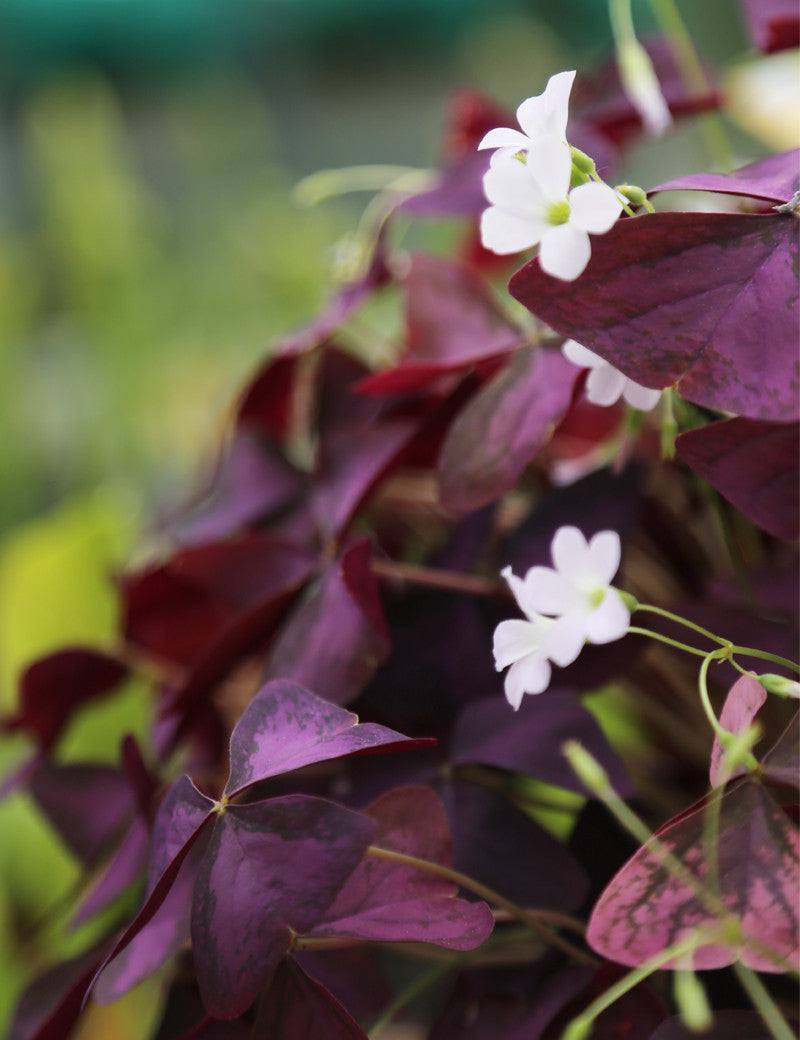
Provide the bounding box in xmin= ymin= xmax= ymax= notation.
xmin=563 ymin=740 xmax=610 ymax=796
xmin=617 ymin=39 xmax=672 ymax=136
xmin=570 ymin=147 xmax=596 ymax=176
xmin=618 ymin=590 xmax=639 ymax=614
xmin=758 ymin=673 xmax=800 ymax=699
xmin=615 ymin=184 xmax=648 ymax=208
xmin=673 ymin=968 xmax=713 ymax=1032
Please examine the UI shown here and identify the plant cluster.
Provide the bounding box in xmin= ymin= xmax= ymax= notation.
xmin=2 ymin=3 xmax=798 ymax=1038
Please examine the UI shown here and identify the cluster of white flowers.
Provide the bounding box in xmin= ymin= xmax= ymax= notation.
xmin=478 ymin=72 xmax=623 ymax=280
xmin=561 ymin=339 xmax=662 ymax=411
xmin=493 ymin=526 xmax=630 ymax=708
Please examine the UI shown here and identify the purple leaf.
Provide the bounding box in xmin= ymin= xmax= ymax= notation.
xmin=8 ymin=942 xmax=108 ymax=1040
xmin=263 ymin=541 xmax=390 ymax=706
xmin=739 ymin=0 xmax=799 ymax=53
xmin=191 ymin=796 xmax=375 ymax=1018
xmin=224 ymin=680 xmax=430 ymax=798
xmin=763 ymin=711 xmax=799 ymax=791
xmin=586 ymin=781 xmax=800 ymax=970
xmin=452 ymin=694 xmax=632 ymax=798
xmin=148 ymin=775 xmax=215 ymax=889
xmin=649 ymin=1010 xmax=776 ymax=1039
xmin=438 ymin=347 xmax=577 ymax=513
xmin=399 ymin=151 xmax=491 ymax=219
xmin=312 ymin=786 xmax=494 ymax=950
xmin=356 ymin=253 xmax=524 ymax=396
xmin=710 ymin=675 xmax=767 ymax=787
xmin=509 ymin=211 xmax=800 ymax=422
xmin=253 ymin=957 xmax=370 ymax=1039
xmin=71 ymin=816 xmax=149 ymax=927
xmin=651 ymin=149 xmax=800 ymax=205
xmin=3 ymin=648 xmax=128 ymax=750
xmin=676 ymin=419 xmax=799 ymax=540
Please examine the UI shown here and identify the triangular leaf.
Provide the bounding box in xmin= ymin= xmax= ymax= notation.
xmin=709 ymin=675 xmax=767 ymax=787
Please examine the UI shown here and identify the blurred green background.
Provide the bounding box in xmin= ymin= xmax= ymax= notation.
xmin=0 ymin=0 xmax=792 ymax=1034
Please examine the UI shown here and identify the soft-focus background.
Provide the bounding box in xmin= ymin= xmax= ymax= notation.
xmin=0 ymin=0 xmax=795 ymax=1034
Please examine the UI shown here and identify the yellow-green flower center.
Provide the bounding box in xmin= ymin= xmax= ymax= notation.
xmin=588 ymin=587 xmax=606 ymax=608
xmin=547 ymin=200 xmax=571 ymax=225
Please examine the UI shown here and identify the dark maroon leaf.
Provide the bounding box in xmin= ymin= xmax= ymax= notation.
xmin=8 ymin=942 xmax=108 ymax=1040
xmin=191 ymin=796 xmax=375 ymax=1018
xmin=356 ymin=254 xmax=524 ymax=396
xmin=739 ymin=0 xmax=800 ymax=53
xmin=3 ymin=648 xmax=128 ymax=750
xmin=649 ymin=1010 xmax=775 ymax=1039
xmin=312 ymin=786 xmax=494 ymax=949
xmin=452 ymin=694 xmax=632 ymax=798
xmin=224 ymin=679 xmax=430 ymax=798
xmin=573 ymin=963 xmax=667 ymax=1040
xmin=443 ymin=781 xmax=588 ymax=912
xmin=651 ymin=149 xmax=800 ymax=204
xmin=253 ymin=957 xmax=369 ymax=1039
xmin=763 ymin=711 xmax=799 ymax=790
xmin=399 ymin=151 xmax=492 ymax=219
xmin=677 ymin=419 xmax=799 ymax=539
xmin=30 ymin=762 xmax=135 ymax=866
xmin=237 ymin=353 xmax=302 ymax=439
xmin=438 ymin=347 xmax=577 ymax=513
xmin=263 ymin=542 xmax=390 ymax=706
xmin=586 ymin=781 xmax=800 ymax=970
xmin=509 ymin=211 xmax=800 ymax=422
xmin=154 ymin=978 xmax=251 ymax=1040
xmin=292 ymin=948 xmax=393 ymax=1024
xmin=710 ymin=674 xmax=767 ymax=787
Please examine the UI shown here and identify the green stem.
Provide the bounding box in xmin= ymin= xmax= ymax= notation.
xmin=697 ymin=650 xmax=730 ymax=742
xmin=733 ymin=964 xmax=797 ymax=1040
xmin=730 ymin=647 xmax=800 ymax=674
xmin=634 ymin=603 xmax=729 ymax=647
xmin=627 ymin=626 xmax=709 ymax=658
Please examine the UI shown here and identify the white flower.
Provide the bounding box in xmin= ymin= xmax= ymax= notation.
xmin=478 ymin=71 xmax=576 ymax=160
xmin=522 ymin=526 xmax=630 ymax=646
xmin=480 ymin=137 xmax=622 ymax=279
xmin=562 ymin=339 xmax=662 ymax=411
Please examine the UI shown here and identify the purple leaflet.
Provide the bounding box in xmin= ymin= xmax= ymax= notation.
xmin=649 ymin=1010 xmax=776 ymax=1039
xmin=153 ymin=978 xmax=252 ymax=1040
xmin=676 ymin=419 xmax=799 ymax=540
xmin=311 ymin=786 xmax=494 ymax=950
xmin=739 ymin=0 xmax=800 ymax=53
xmin=71 ymin=816 xmax=149 ymax=927
xmin=763 ymin=711 xmax=799 ymax=791
xmin=451 ymin=694 xmax=632 ymax=798
xmin=399 ymin=151 xmax=491 ymax=219
xmin=356 ymin=253 xmax=524 ymax=396
xmin=224 ymin=679 xmax=431 ymax=799
xmin=509 ymin=211 xmax=800 ymax=422
xmin=293 ymin=949 xmax=393 ymax=1024
xmin=438 ymin=347 xmax=578 ymax=513
xmin=253 ymin=957 xmax=370 ymax=1039
xmin=191 ymin=795 xmax=375 ymax=1019
xmin=709 ymin=675 xmax=767 ymax=788
xmin=651 ymin=149 xmax=800 ymax=205
xmin=262 ymin=541 xmax=390 ymax=707
xmin=586 ymin=781 xmax=800 ymax=970
xmin=2 ymin=648 xmax=128 ymax=751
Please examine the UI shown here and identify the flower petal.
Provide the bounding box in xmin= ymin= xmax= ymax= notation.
xmin=585 ymin=364 xmax=626 ymax=406
xmin=493 ymin=619 xmax=543 ymax=670
xmin=568 ymin=182 xmax=623 ymax=234
xmin=622 ymin=381 xmax=662 ymax=411
xmin=585 ymin=589 xmax=630 ymax=644
xmin=561 ymin=339 xmax=603 ymax=369
xmin=478 ymin=127 xmax=533 ymax=152
xmin=538 ymin=223 xmax=591 ymax=281
xmin=586 ymin=530 xmax=621 ymax=586
xmin=551 ymin=526 xmax=591 ymax=581
xmin=480 ymin=207 xmax=544 ymax=255
xmin=504 ymin=653 xmax=552 ymax=709
xmin=521 ymin=565 xmax=583 ymax=615
xmin=482 ymin=155 xmax=542 ymax=212
xmin=516 ymin=70 xmax=575 ymax=143
xmin=544 ymin=615 xmax=587 ymax=668
xmin=501 ymin=566 xmax=557 ymax=625
xmin=526 ymin=135 xmax=572 ymax=201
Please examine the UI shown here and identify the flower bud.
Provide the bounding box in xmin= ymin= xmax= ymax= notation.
xmin=617 ymin=39 xmax=672 ymax=136
xmin=614 ymin=183 xmax=648 ymax=208
xmin=570 ymin=146 xmax=596 ymax=176
xmin=758 ymin=673 xmax=800 ymax=699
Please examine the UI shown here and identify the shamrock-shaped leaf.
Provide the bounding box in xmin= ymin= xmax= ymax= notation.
xmin=709 ymin=674 xmax=767 ymax=787
xmin=676 ymin=419 xmax=799 ymax=540
xmin=586 ymin=781 xmax=800 ymax=970
xmin=651 ymin=149 xmax=799 ymax=204
xmin=509 ymin=211 xmax=799 ymax=422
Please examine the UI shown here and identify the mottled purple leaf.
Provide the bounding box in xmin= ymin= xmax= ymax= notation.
xmin=8 ymin=942 xmax=108 ymax=1040
xmin=438 ymin=347 xmax=577 ymax=513
xmin=652 ymin=149 xmax=800 ymax=204
xmin=253 ymin=957 xmax=369 ymax=1039
xmin=442 ymin=781 xmax=588 ymax=911
xmin=763 ymin=711 xmax=799 ymax=790
xmin=312 ymin=786 xmax=494 ymax=949
xmin=739 ymin=0 xmax=800 ymax=53
xmin=677 ymin=419 xmax=799 ymax=539
xmin=191 ymin=795 xmax=375 ymax=1018
xmin=3 ymin=648 xmax=128 ymax=750
xmin=263 ymin=541 xmax=390 ymax=706
xmin=452 ymin=694 xmax=632 ymax=798
xmin=509 ymin=211 xmax=800 ymax=422
xmin=710 ymin=675 xmax=767 ymax=787
xmin=148 ymin=775 xmax=215 ymax=889
xmin=587 ymin=781 xmax=800 ymax=970
xmin=649 ymin=1010 xmax=775 ymax=1039
xmin=357 ymin=254 xmax=524 ymax=395
xmin=224 ymin=679 xmax=430 ymax=798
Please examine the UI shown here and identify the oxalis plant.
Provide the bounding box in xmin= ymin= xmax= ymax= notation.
xmin=3 ymin=2 xmax=799 ymax=1038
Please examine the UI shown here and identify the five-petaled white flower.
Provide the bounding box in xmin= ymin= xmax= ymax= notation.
xmin=480 ymin=137 xmax=623 ymax=280
xmin=478 ymin=70 xmax=576 ymax=161
xmin=494 ymin=526 xmax=630 ymax=708
xmin=562 ymin=339 xmax=662 ymax=411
